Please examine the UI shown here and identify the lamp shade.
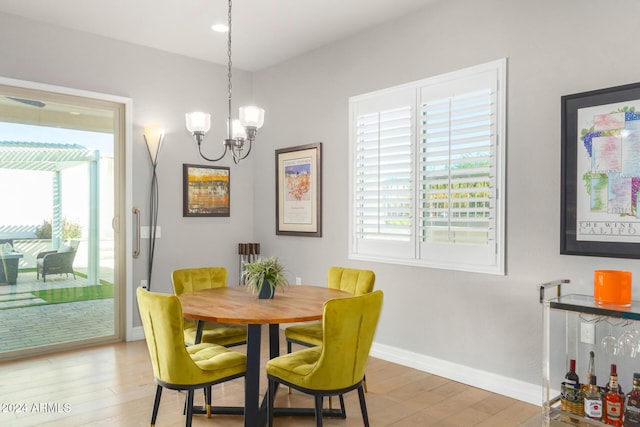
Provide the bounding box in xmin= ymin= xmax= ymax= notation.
xmin=185 ymin=112 xmax=211 ymax=133
xmin=229 ymin=119 xmax=247 ymax=139
xmin=143 ymin=124 xmax=164 ymax=165
xmin=239 ymin=106 xmax=265 ymax=129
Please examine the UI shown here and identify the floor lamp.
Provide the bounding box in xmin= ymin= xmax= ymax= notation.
xmin=143 ymin=125 xmax=164 ymax=290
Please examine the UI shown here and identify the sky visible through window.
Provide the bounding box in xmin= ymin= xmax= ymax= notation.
xmin=0 ymin=122 xmax=113 ymax=228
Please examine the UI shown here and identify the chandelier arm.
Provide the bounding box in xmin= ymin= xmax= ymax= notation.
xmin=235 ymin=139 xmax=252 ymax=162
xmin=197 ymin=140 xmax=229 ymax=162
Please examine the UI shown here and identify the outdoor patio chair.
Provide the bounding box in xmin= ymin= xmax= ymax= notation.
xmin=36 ymin=240 xmax=79 ymax=282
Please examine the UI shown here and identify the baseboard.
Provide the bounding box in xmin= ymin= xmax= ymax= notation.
xmin=127 ymin=325 xmax=144 ymax=341
xmin=370 ymin=342 xmax=542 ymax=406
xmin=127 ymin=324 xmax=541 ymax=405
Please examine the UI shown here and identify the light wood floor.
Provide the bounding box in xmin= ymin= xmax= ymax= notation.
xmin=0 ymin=329 xmax=542 ymax=426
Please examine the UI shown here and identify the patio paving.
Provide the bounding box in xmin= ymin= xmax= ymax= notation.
xmin=0 ymin=270 xmax=115 ymax=353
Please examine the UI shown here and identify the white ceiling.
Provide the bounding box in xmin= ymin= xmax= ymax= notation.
xmin=0 ymin=0 xmax=435 ymax=71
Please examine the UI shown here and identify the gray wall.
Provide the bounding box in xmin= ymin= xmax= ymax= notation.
xmin=2 ymin=0 xmax=640 ymax=404
xmin=0 ymin=12 xmax=258 ymax=325
xmin=251 ymin=0 xmax=640 ymax=402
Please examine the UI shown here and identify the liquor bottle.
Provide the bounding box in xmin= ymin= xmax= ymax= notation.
xmin=604 ymin=364 xmax=624 ymax=426
xmin=606 ymin=363 xmax=625 ymax=395
xmin=581 ymin=351 xmax=597 ymax=397
xmin=561 ymin=359 xmax=581 ymax=412
xmin=585 ymin=375 xmax=603 ymax=421
xmin=623 ymin=373 xmax=640 ymax=426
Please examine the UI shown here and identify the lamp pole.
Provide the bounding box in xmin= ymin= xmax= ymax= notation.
xmin=143 ymin=125 xmax=164 ymax=290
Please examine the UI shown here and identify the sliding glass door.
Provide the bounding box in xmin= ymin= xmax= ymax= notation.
xmin=0 ymin=83 xmax=126 ymax=359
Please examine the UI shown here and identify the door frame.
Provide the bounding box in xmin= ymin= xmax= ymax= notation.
xmin=0 ymin=76 xmax=134 ymax=343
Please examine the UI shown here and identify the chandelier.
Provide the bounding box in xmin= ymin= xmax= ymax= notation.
xmin=185 ymin=0 xmax=265 ymax=164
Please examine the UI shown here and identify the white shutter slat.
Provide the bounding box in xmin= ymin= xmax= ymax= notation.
xmin=419 ymin=74 xmax=496 ymax=247
xmin=354 ymin=103 xmax=412 ymax=243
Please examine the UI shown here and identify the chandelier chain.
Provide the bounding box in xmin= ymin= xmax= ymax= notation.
xmin=227 ymin=0 xmax=233 ymax=137
xmin=185 ymin=0 xmax=262 ymax=164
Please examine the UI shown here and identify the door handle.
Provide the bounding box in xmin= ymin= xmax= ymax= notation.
xmin=133 ymin=207 xmax=141 ymax=258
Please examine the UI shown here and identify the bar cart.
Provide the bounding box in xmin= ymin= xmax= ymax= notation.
xmin=540 ymin=280 xmax=640 ymax=426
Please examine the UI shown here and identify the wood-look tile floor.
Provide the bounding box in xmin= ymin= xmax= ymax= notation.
xmin=0 ymin=328 xmax=541 ymax=426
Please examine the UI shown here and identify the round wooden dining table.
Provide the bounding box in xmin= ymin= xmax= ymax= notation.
xmin=177 ymin=284 xmax=351 ymax=427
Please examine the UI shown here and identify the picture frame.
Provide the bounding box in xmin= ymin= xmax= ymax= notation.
xmin=275 ymin=143 xmax=322 ymax=237
xmin=183 ymin=164 xmax=230 ymax=217
xmin=561 ymin=82 xmax=640 ymax=258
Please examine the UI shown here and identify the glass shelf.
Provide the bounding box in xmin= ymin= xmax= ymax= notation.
xmin=548 ymin=293 xmax=640 ymax=321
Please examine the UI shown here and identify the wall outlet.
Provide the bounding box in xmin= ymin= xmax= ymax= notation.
xmin=140 ymin=226 xmax=161 ymax=239
xmin=295 ymin=277 xmax=302 ymax=285
xmin=581 ymin=322 xmax=595 ymax=345
xmin=140 ymin=279 xmax=148 ymax=289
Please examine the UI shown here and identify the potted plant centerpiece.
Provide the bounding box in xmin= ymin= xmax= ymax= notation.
xmin=242 ymin=256 xmax=288 ymax=299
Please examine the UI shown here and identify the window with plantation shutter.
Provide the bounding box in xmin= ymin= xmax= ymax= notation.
xmin=349 ymin=59 xmax=506 ymax=274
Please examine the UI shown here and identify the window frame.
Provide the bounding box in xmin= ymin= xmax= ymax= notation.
xmin=348 ymin=59 xmax=506 ymax=275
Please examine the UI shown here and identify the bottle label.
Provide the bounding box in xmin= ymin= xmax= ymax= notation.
xmin=607 ymin=401 xmax=622 ymax=421
xmin=624 ymin=402 xmax=640 ymax=425
xmin=585 ymin=397 xmax=603 ymax=418
xmin=562 ymin=382 xmax=581 ymax=403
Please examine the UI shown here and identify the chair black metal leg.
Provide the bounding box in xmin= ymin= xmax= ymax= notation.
xmin=286 ymin=340 xmax=293 ymax=394
xmin=357 ymin=385 xmax=370 ymax=427
xmin=205 ymin=386 xmax=212 ymax=418
xmin=314 ymin=395 xmax=323 ymax=427
xmin=267 ymin=379 xmax=277 ymax=427
xmin=185 ymin=390 xmax=194 ymax=427
xmin=151 ymin=385 xmax=163 ymax=427
xmin=339 ymin=394 xmax=346 ymax=418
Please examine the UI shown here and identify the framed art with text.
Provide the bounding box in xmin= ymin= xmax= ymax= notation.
xmin=275 ymin=143 xmax=322 ymax=237
xmin=183 ymin=164 xmax=230 ymax=217
xmin=561 ymin=82 xmax=640 ymax=258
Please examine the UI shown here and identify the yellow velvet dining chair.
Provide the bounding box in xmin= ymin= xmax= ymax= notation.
xmin=284 ymin=266 xmax=376 ymax=352
xmin=172 ymin=267 xmax=247 ymax=346
xmin=266 ymin=290 xmax=384 ymax=427
xmin=136 ymin=287 xmax=247 ymax=427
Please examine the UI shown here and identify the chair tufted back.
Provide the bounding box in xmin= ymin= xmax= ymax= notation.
xmin=327 ymin=266 xmax=375 ymax=296
xmin=171 ymin=267 xmax=228 ymax=295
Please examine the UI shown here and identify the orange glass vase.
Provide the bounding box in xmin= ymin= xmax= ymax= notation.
xmin=594 ymin=270 xmax=632 ymax=307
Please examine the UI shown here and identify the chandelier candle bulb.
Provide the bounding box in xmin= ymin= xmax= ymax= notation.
xmin=185 ymin=112 xmax=211 ymax=136
xmin=239 ymin=106 xmax=265 ymax=129
xmin=229 ymin=119 xmax=247 ymax=139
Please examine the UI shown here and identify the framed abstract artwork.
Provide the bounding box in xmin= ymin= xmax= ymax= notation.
xmin=275 ymin=143 xmax=322 ymax=237
xmin=561 ymin=82 xmax=640 ymax=258
xmin=183 ymin=164 xmax=230 ymax=217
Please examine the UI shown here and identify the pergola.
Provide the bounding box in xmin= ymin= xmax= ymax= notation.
xmin=0 ymin=141 xmax=100 ymax=285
